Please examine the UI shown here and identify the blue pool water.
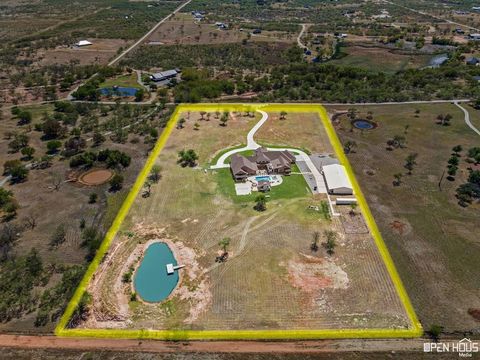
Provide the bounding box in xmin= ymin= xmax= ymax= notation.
xmin=352 ymin=120 xmax=375 ymax=130
xmin=99 ymin=86 xmax=138 ymax=97
xmin=255 ymin=176 xmax=271 ymax=182
xmin=134 ymin=242 xmax=179 ymax=303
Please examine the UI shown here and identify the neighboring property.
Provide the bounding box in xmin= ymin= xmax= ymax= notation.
xmin=75 ymin=40 xmax=92 ymax=47
xmin=230 ymin=147 xmax=295 ymax=181
xmin=322 ymin=164 xmax=353 ymax=195
xmin=468 ymin=33 xmax=480 ymax=41
xmin=466 ymin=57 xmax=479 ymax=65
xmin=150 ymin=69 xmax=180 ymax=82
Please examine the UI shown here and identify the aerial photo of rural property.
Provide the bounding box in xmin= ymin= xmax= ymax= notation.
xmin=0 ymin=0 xmax=479 ymax=358
xmin=73 ymin=106 xmax=416 ymax=335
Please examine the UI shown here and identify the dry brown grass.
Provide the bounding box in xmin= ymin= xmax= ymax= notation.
xmin=146 ymin=13 xmax=295 ymax=46
xmin=327 ymin=103 xmax=480 ymax=332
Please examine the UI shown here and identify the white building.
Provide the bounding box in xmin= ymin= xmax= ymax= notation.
xmin=322 ymin=164 xmax=353 ymax=195
xmin=75 ymin=40 xmax=92 ymax=47
xmin=150 ymin=69 xmax=179 ymax=82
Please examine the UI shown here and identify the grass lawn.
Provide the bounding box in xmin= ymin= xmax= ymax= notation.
xmin=215 ymin=164 xmax=310 ymax=204
xmin=100 ymin=73 xmax=142 ymax=89
xmin=330 ymin=45 xmax=432 ymax=73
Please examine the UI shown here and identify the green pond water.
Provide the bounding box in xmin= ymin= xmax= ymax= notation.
xmin=134 ymin=242 xmax=179 ymax=302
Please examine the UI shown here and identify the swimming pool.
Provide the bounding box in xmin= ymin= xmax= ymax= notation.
xmin=255 ymin=176 xmax=271 ymax=182
xmin=134 ymin=242 xmax=179 ymax=303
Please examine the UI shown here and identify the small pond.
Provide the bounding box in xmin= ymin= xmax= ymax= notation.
xmin=134 ymin=242 xmax=179 ymax=303
xmin=352 ymin=119 xmax=376 ymax=130
xmin=99 ymin=86 xmax=138 ymax=97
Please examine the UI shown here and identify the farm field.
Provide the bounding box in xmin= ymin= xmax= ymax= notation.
xmin=326 ymin=103 xmax=480 ymax=332
xmin=330 ymin=46 xmax=433 ymax=73
xmin=70 ymin=105 xmax=417 ymax=337
xmin=37 ymin=39 xmax=132 ymax=67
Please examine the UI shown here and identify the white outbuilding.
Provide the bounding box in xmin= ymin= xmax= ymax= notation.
xmin=322 ymin=164 xmax=353 ymax=195
xmin=75 ymin=40 xmax=92 ymax=47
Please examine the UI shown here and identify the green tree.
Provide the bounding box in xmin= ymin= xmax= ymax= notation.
xmin=47 ymin=140 xmax=62 ymax=154
xmin=428 ymin=324 xmax=443 ymax=342
xmin=404 ymin=153 xmax=418 ymax=175
xmin=220 ymin=111 xmax=229 ymax=126
xmin=323 ymin=230 xmax=337 ymax=255
xmin=88 ymin=193 xmax=98 ymax=204
xmin=218 ymin=237 xmax=231 ymax=255
xmin=134 ymin=89 xmax=144 ymax=102
xmin=150 ymin=164 xmax=162 ymax=182
xmin=49 ymin=224 xmax=66 ymax=248
xmin=92 ymin=131 xmax=106 ymax=147
xmin=8 ymin=133 xmax=29 ymax=153
xmin=343 ymin=140 xmax=357 ymax=154
xmin=311 ymin=231 xmax=320 ymax=252
xmin=393 ymin=172 xmax=403 ymax=186
xmin=452 ymin=145 xmax=462 ymax=156
xmin=21 ymin=146 xmax=35 ymax=160
xmin=7 ymin=162 xmax=29 ymax=183
xmin=177 ymin=149 xmax=199 ymax=167
xmin=109 ymin=174 xmax=124 ymax=192
xmin=254 ymin=194 xmax=267 ymax=211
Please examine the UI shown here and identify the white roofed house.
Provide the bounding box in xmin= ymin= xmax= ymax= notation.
xmin=321 ymin=164 xmax=353 ymax=195
xmin=75 ymin=40 xmax=92 ymax=47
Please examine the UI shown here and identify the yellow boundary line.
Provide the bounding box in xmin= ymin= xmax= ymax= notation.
xmin=55 ymin=103 xmax=422 ymax=340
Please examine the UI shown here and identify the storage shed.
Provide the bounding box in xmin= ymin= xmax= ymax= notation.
xmin=322 ymin=164 xmax=353 ymax=195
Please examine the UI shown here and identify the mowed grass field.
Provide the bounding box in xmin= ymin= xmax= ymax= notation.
xmin=330 ymin=45 xmax=432 ymax=73
xmin=327 ymin=103 xmax=480 ymax=332
xmin=84 ymin=110 xmax=411 ymax=332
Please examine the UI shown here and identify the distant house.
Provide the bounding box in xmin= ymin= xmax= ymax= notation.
xmin=468 ymin=33 xmax=480 ymax=41
xmin=322 ymin=164 xmax=353 ymax=195
xmin=230 ymin=147 xmax=296 ymax=181
xmin=215 ymin=22 xmax=228 ymax=29
xmin=75 ymin=40 xmax=92 ymax=47
xmin=150 ymin=69 xmax=180 ymax=82
xmin=466 ymin=57 xmax=479 ymax=65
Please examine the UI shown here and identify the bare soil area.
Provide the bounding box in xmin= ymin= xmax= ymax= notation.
xmin=37 ymin=39 xmax=132 ymax=66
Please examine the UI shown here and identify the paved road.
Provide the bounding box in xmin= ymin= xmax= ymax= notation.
xmin=454 ymin=101 xmax=480 ymax=136
xmin=66 ymin=0 xmax=192 ymax=100
xmin=107 ymin=0 xmax=192 ymax=66
xmin=210 ymin=110 xmax=269 ymax=169
xmin=322 ymin=99 xmax=471 ymax=106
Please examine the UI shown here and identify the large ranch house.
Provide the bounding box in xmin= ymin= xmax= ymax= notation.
xmin=230 ymin=147 xmax=296 ymax=181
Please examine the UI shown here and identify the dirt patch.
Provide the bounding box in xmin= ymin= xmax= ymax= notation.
xmin=286 ymin=253 xmax=349 ymax=296
xmin=389 ymin=220 xmax=412 ymax=236
xmin=468 ymin=308 xmax=480 ymax=321
xmin=78 ymin=169 xmax=113 ymax=186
